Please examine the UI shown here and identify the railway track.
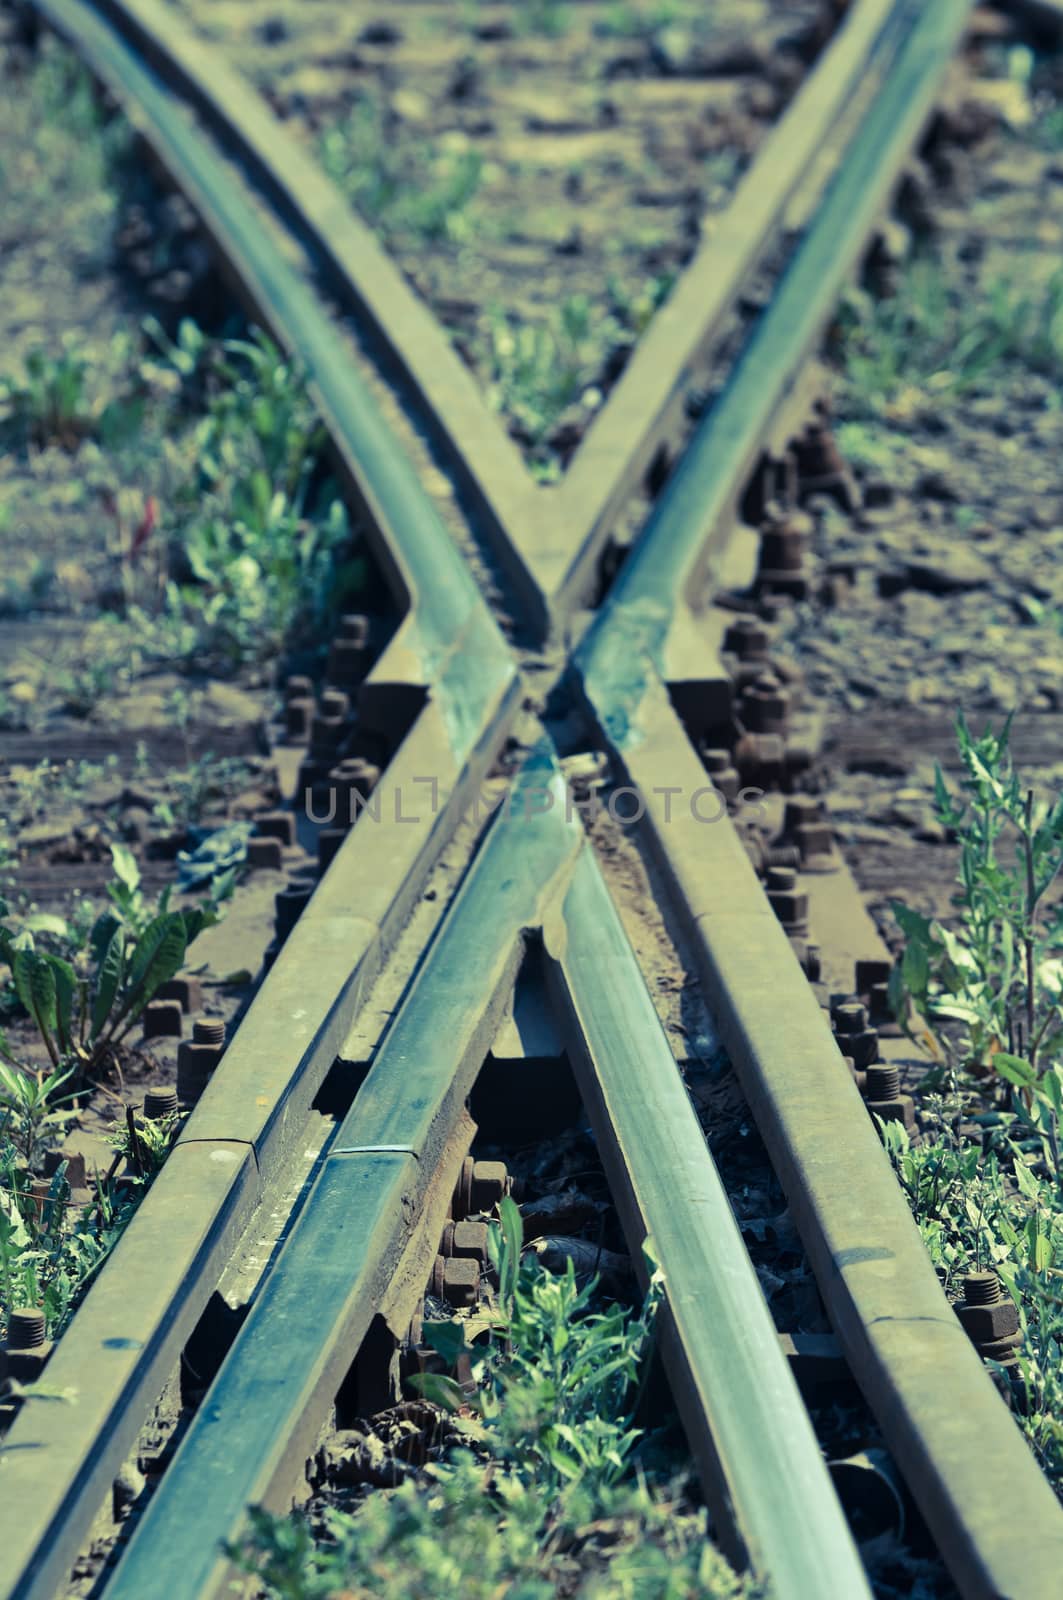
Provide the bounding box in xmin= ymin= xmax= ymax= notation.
xmin=2 ymin=1 xmax=1063 ymax=1597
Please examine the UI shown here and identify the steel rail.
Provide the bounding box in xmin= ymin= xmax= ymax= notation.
xmin=85 ymin=0 xmax=912 ymax=636
xmin=2 ymin=9 xmax=1056 ymax=1600
xmin=573 ymin=0 xmax=1063 ymax=1595
xmin=100 ymin=746 xmax=870 ymax=1600
xmin=0 ymin=4 xmax=520 ymax=1596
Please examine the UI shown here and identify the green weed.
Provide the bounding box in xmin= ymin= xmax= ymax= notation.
xmin=479 ymin=280 xmax=673 ymax=477
xmin=0 ymin=843 xmax=224 ymax=1081
xmin=231 ymin=1201 xmax=758 ymax=1598
xmin=165 ymin=332 xmax=363 ymax=665
xmin=837 ymin=257 xmax=1063 ymax=418
xmin=321 ymin=102 xmax=484 ymax=246
xmin=888 ymin=718 xmax=1063 ymax=1491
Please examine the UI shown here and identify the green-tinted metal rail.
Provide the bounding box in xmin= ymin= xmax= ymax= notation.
xmin=574 ymin=1 xmax=1063 ymax=1595
xmin=101 ymin=747 xmax=870 ymax=1600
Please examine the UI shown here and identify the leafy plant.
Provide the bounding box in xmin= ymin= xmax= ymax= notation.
xmin=231 ymin=1202 xmax=757 ymax=1597
xmin=321 ymin=102 xmax=484 ymax=246
xmin=889 ymin=716 xmax=1063 ymax=1133
xmin=0 ymin=847 xmax=222 ymax=1080
xmin=165 ymin=332 xmax=363 ymax=664
xmin=887 ymin=720 xmax=1063 ymax=1494
xmin=0 ymin=1141 xmax=163 ymax=1346
xmin=837 ymin=256 xmax=1063 ymax=418
xmin=478 ymin=283 xmax=672 ymax=476
xmin=884 ymin=1115 xmax=1063 ymax=1493
xmin=0 ymin=1064 xmax=75 ymax=1170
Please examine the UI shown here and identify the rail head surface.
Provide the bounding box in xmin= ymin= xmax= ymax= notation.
xmin=97 ymin=745 xmax=870 ymax=1600
xmin=0 ymin=5 xmax=521 ymax=1597
xmin=574 ymin=2 xmax=1063 ymax=1596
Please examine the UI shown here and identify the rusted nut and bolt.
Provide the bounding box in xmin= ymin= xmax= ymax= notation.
xmin=141 ymin=999 xmax=183 ymax=1040
xmin=286 ymin=675 xmax=313 ymax=701
xmin=439 ymin=1219 xmax=490 ymax=1264
xmin=741 ymin=672 xmax=790 ymax=735
xmin=734 ymin=732 xmax=786 ymax=789
xmin=255 ymin=811 xmax=297 ymax=847
xmin=246 ymin=836 xmax=284 ymax=872
xmin=2 ymin=1308 xmax=53 ymax=1384
xmin=804 ymin=942 xmax=822 ymax=982
xmin=430 ymin=1254 xmax=480 ymax=1308
xmin=328 ymin=758 xmax=381 ymax=825
xmin=451 ymin=1157 xmax=510 ymax=1219
xmin=956 ymin=1272 xmax=1022 ymax=1365
xmin=765 ymin=867 xmax=808 ymax=934
xmin=320 ymin=688 xmax=350 ymax=720
xmin=318 ymin=827 xmax=348 ymax=873
xmin=783 ymin=795 xmax=833 ymax=861
xmin=155 ymin=976 xmax=202 ymax=1014
xmin=831 ymin=1001 xmax=880 ymax=1069
xmin=143 ymin=1086 xmax=179 ymax=1120
xmin=275 ymin=878 xmax=315 ymax=941
xmin=309 ymin=710 xmax=347 ymax=758
xmin=862 ymin=1064 xmax=915 ymax=1130
xmin=285 ymin=698 xmax=315 ymax=742
xmin=176 ymin=1019 xmax=226 ymax=1106
xmin=702 ymin=748 xmax=740 ymax=802
xmin=723 ymin=615 xmax=772 ymax=661
xmin=327 ymin=615 xmax=371 ymax=687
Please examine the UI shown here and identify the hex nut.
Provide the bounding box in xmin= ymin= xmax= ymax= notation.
xmin=471 ymin=1160 xmax=508 ymax=1212
xmin=255 ymin=811 xmax=297 ymax=847
xmin=442 ymin=1257 xmax=480 ymax=1308
xmin=956 ymin=1300 xmax=1020 ymax=1344
xmin=452 ymin=1220 xmax=489 ymax=1263
xmin=142 ymin=1000 xmax=183 ymax=1039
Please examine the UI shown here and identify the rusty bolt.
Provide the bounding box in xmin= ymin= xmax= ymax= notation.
xmin=765 ymin=866 xmax=808 ymax=933
xmin=176 ymin=1020 xmax=225 ymax=1105
xmin=784 ymin=794 xmax=834 ymax=860
xmin=453 ymin=1220 xmax=489 ymax=1262
xmin=430 ymin=1254 xmax=480 ymax=1308
xmin=734 ymin=731 xmax=786 ymax=789
xmin=285 ymin=697 xmax=315 ymax=742
xmin=741 ymin=672 xmax=790 ymax=735
xmin=318 ymin=827 xmax=348 ymax=873
xmin=863 ymin=1064 xmax=915 ymax=1129
xmin=329 ymin=758 xmax=381 ymax=818
xmin=246 ymin=836 xmax=284 ymax=871
xmin=309 ymin=715 xmax=346 ymax=758
xmin=759 ymin=519 xmax=806 ymax=576
xmin=831 ymin=1000 xmax=880 ymax=1067
xmin=319 ymin=688 xmax=350 ymax=720
xmin=956 ymin=1273 xmax=1020 ymax=1347
xmin=804 ymin=942 xmax=822 ymax=982
xmin=142 ymin=1000 xmax=183 ymax=1040
xmin=724 ymin=615 xmax=772 ymax=660
xmin=155 ymin=976 xmax=202 ymax=1013
xmin=143 ymin=1087 xmax=179 ymax=1120
xmin=256 ymin=811 xmax=297 ymax=847
xmin=7 ymin=1309 xmax=45 ymax=1350
xmin=855 ymin=958 xmax=892 ymax=992
xmin=472 ymin=1161 xmax=509 ymax=1213
xmin=2 ymin=1309 xmax=52 ymax=1384
xmin=702 ymin=748 xmax=740 ymax=802
xmin=327 ymin=640 xmax=368 ymax=688
xmin=286 ymin=675 xmax=314 ymax=701
xmin=275 ymin=879 xmax=315 ymax=940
